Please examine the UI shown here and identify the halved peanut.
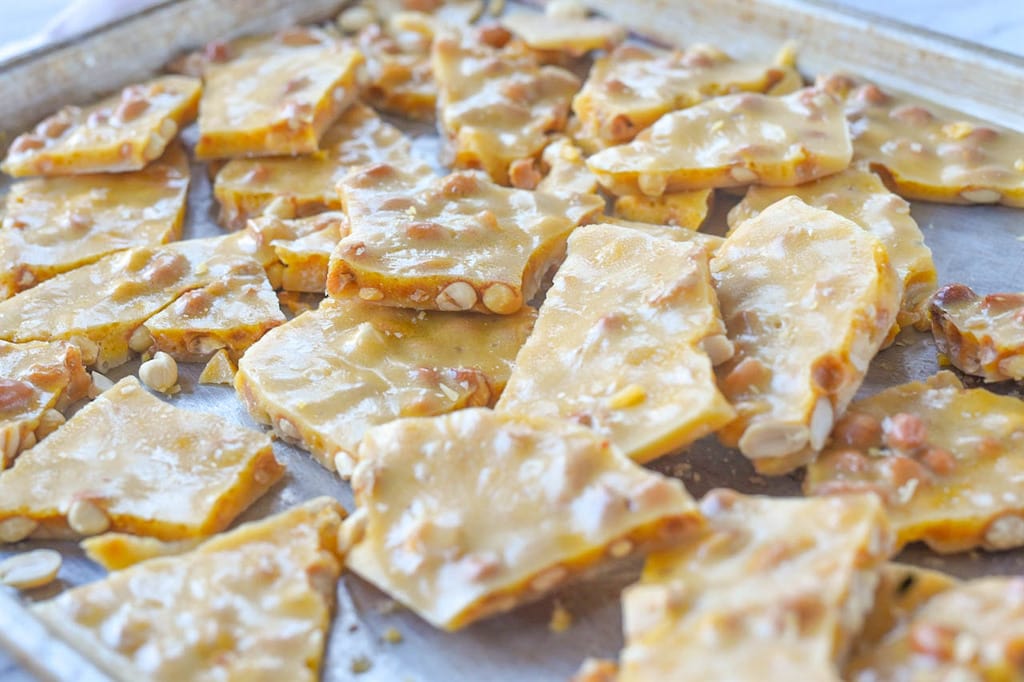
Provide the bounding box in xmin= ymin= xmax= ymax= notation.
xmin=0 ymin=549 xmax=62 ymax=589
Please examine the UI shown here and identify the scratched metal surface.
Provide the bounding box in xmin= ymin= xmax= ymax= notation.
xmin=1 ymin=1 xmax=1024 ymax=681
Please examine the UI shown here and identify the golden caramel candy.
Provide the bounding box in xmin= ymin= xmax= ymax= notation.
xmin=214 ymin=104 xmax=411 ymax=229
xmin=0 ymin=376 xmax=282 ymax=543
xmin=929 ymin=283 xmax=1024 ymax=382
xmin=81 ymin=533 xmax=200 ymax=571
xmin=572 ymin=43 xmax=801 ymax=152
xmin=613 ymin=189 xmax=714 ymax=229
xmin=195 ymin=45 xmax=363 ymax=159
xmin=346 ymin=408 xmax=704 ymax=630
xmin=618 ymin=490 xmax=892 ymax=681
xmin=432 ymin=27 xmax=580 ymax=184
xmin=713 ymin=197 xmax=902 ymax=474
xmin=730 ymin=164 xmax=936 ymax=329
xmin=327 ymin=164 xmax=603 ymax=314
xmin=820 ymin=73 xmax=1024 ymax=207
xmin=236 ymin=297 xmax=535 ymax=473
xmin=0 ymin=144 xmax=189 ymax=299
xmin=1 ymin=76 xmax=200 ymax=177
xmin=588 ymin=88 xmax=853 ymax=197
xmin=247 ymin=212 xmax=348 ymax=293
xmin=497 ymin=224 xmax=735 ymax=463
xmin=0 ymin=340 xmax=91 ymax=468
xmin=535 ymin=136 xmax=599 ymax=197
xmin=847 ymin=577 xmax=1024 ymax=681
xmin=35 ymin=498 xmax=344 ymax=682
xmin=501 ymin=12 xmax=625 ymax=56
xmin=357 ymin=17 xmax=436 ymax=121
xmin=806 ymin=371 xmax=1024 ymax=553
xmin=198 ymin=349 xmax=237 ymax=385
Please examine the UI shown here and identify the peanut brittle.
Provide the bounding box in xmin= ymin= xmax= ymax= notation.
xmin=35 ymin=498 xmax=343 ymax=682
xmin=618 ymin=490 xmax=892 ymax=681
xmin=588 ymin=88 xmax=853 ymax=197
xmin=346 ymin=408 xmax=703 ymax=630
xmin=195 ymin=45 xmax=363 ymax=159
xmin=0 ymin=340 xmax=91 ymax=468
xmin=805 ymin=371 xmax=1024 ymax=553
xmin=930 ymin=283 xmax=1024 ymax=382
xmin=572 ymin=43 xmax=801 ymax=152
xmin=613 ymin=189 xmax=714 ymax=229
xmin=81 ymin=533 xmax=201 ymax=571
xmin=432 ymin=27 xmax=581 ymax=184
xmin=213 ymin=104 xmax=411 ymax=229
xmin=327 ymin=165 xmax=603 ymax=314
xmin=730 ymin=164 xmax=936 ymax=329
xmin=501 ymin=12 xmax=626 ymax=56
xmin=357 ymin=17 xmax=436 ymax=121
xmin=846 ymin=577 xmax=1024 ymax=681
xmin=713 ymin=197 xmax=902 ymax=474
xmin=167 ymin=25 xmax=343 ymax=77
xmin=602 ymin=216 xmax=725 ymax=251
xmin=142 ymin=258 xmax=285 ymax=363
xmin=236 ymin=297 xmax=535 ymax=474
xmin=248 ymin=212 xmax=348 ymax=292
xmin=0 ymin=376 xmax=282 ymax=543
xmin=1 ymin=76 xmax=200 ymax=177
xmin=0 ymin=144 xmax=189 ymax=299
xmin=820 ymin=73 xmax=1024 ymax=206
xmin=496 ymin=224 xmax=735 ymax=463
xmin=535 ymin=136 xmax=599 ymax=197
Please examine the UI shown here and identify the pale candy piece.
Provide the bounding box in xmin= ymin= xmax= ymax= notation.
xmin=236 ymin=297 xmax=535 ymax=473
xmin=805 ymin=371 xmax=1024 ymax=553
xmin=432 ymin=27 xmax=580 ymax=184
xmin=572 ymin=43 xmax=802 ymax=152
xmin=81 ymin=533 xmax=202 ymax=571
xmin=497 ymin=224 xmax=735 ymax=463
xmin=35 ymin=498 xmax=344 ymax=682
xmin=730 ymin=164 xmax=936 ymax=330
xmin=618 ymin=490 xmax=893 ymax=682
xmin=712 ymin=197 xmax=902 ymax=474
xmin=846 ymin=577 xmax=1024 ymax=681
xmin=601 ymin=216 xmax=725 ymax=252
xmin=0 ymin=549 xmax=62 ymax=589
xmin=213 ymin=103 xmax=412 ymax=229
xmin=346 ymin=408 xmax=704 ymax=630
xmin=327 ymin=165 xmax=604 ymax=313
xmin=198 ymin=349 xmax=237 ymax=386
xmin=0 ymin=376 xmax=283 ymax=542
xmin=1 ymin=76 xmax=200 ymax=177
xmin=0 ymin=234 xmax=269 ymax=371
xmin=195 ymin=46 xmax=363 ymax=159
xmin=143 ymin=257 xmax=284 ymax=363
xmin=0 ymin=339 xmax=91 ymax=469
xmin=819 ymin=72 xmax=1024 ymax=207
xmin=0 ymin=144 xmax=190 ymax=300
xmin=929 ymin=283 xmax=1024 ymax=383
xmin=588 ymin=88 xmax=852 ymax=197
xmin=613 ymin=189 xmax=714 ymax=229
xmin=501 ymin=12 xmax=626 ymax=55
xmin=357 ymin=18 xmax=436 ymax=121
xmin=536 ymin=136 xmax=599 ymax=197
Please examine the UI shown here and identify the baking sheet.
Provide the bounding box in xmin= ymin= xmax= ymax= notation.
xmin=1 ymin=0 xmax=1024 ymax=680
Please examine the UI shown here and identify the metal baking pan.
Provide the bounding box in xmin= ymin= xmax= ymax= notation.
xmin=1 ymin=0 xmax=1023 ymax=680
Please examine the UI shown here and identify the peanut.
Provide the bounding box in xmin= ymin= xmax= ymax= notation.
xmin=0 ymin=549 xmax=62 ymax=589
xmin=67 ymin=499 xmax=110 ymax=536
xmin=139 ymin=352 xmax=178 ymax=393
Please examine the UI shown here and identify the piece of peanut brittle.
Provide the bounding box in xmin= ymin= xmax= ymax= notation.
xmin=496 ymin=224 xmax=735 ymax=464
xmin=357 ymin=16 xmax=437 ymax=121
xmin=535 ymin=136 xmax=599 ymax=196
xmin=345 ymin=408 xmax=704 ymax=630
xmin=618 ymin=490 xmax=893 ymax=681
xmin=501 ymin=12 xmax=626 ymax=56
xmin=713 ymin=197 xmax=902 ymax=474
xmin=235 ymin=297 xmax=535 ymax=474
xmin=0 ymin=376 xmax=282 ymax=543
xmin=166 ymin=25 xmax=343 ymax=77
xmin=0 ymin=143 xmax=190 ymax=299
xmin=2 ymin=76 xmax=200 ymax=177
xmin=930 ymin=283 xmax=1024 ymax=382
xmin=613 ymin=189 xmax=714 ymax=229
xmin=327 ymin=164 xmax=603 ymax=314
xmin=805 ymin=371 xmax=1024 ymax=553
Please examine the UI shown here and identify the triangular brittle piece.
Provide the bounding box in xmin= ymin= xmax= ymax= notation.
xmin=617 ymin=490 xmax=893 ymax=681
xmin=1 ymin=144 xmax=190 ymax=299
xmin=497 ymin=224 xmax=735 ymax=463
xmin=0 ymin=376 xmax=282 ymax=543
xmin=236 ymin=297 xmax=535 ymax=474
xmin=929 ymin=283 xmax=1024 ymax=382
xmin=346 ymin=408 xmax=704 ymax=630
xmin=805 ymin=371 xmax=1024 ymax=553
xmin=572 ymin=43 xmax=801 ymax=152
xmin=34 ymin=498 xmax=344 ymax=682
xmin=327 ymin=164 xmax=603 ymax=313
xmin=588 ymin=89 xmax=852 ymax=197
xmin=713 ymin=197 xmax=901 ymax=474
xmin=730 ymin=164 xmax=936 ymax=330
xmin=2 ymin=76 xmax=200 ymax=177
